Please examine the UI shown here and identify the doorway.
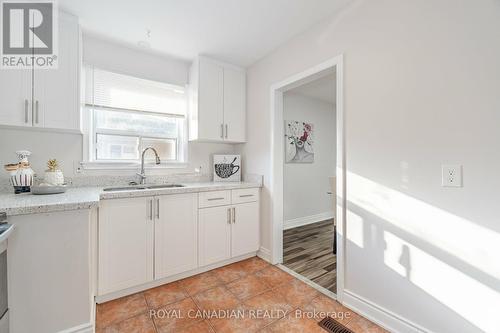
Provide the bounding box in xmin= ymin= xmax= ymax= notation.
xmin=282 ymin=72 xmax=337 ymax=293
xmin=269 ymin=55 xmax=345 ymax=301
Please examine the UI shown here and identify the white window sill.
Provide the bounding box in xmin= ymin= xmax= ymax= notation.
xmin=79 ymin=161 xmax=188 ymax=171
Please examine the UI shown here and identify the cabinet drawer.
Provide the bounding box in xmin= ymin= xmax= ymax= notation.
xmin=199 ymin=190 xmax=231 ymax=208
xmin=231 ymin=188 xmax=259 ymax=204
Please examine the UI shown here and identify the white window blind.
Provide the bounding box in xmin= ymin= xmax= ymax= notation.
xmin=83 ymin=66 xmax=187 ymax=165
xmin=85 ymin=66 xmax=186 ymax=116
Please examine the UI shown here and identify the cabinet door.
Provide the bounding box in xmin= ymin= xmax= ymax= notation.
xmin=155 ymin=193 xmax=198 ymax=279
xmin=198 ymin=58 xmax=224 ymax=141
xmin=98 ymin=197 xmax=154 ymax=295
xmin=0 ymin=69 xmax=31 ymax=127
xmin=223 ymin=67 xmax=246 ymax=142
xmin=199 ymin=206 xmax=231 ymax=266
xmin=34 ymin=12 xmax=79 ymax=130
xmin=231 ymin=202 xmax=259 ymax=257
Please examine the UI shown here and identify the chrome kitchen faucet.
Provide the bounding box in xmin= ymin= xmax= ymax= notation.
xmin=137 ymin=147 xmax=161 ymax=184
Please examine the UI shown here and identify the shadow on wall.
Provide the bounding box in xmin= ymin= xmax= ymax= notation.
xmin=345 ymin=171 xmax=500 ymax=333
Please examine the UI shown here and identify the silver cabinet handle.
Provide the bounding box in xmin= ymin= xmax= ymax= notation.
xmin=35 ymin=100 xmax=39 ymax=124
xmin=239 ymin=194 xmax=253 ymax=198
xmin=149 ymin=199 xmax=153 ymax=221
xmin=232 ymin=207 xmax=236 ymax=223
xmin=225 ymin=124 xmax=228 ymax=139
xmin=24 ymin=99 xmax=29 ymax=123
xmin=208 ymin=197 xmax=225 ymax=201
xmin=220 ymin=124 xmax=224 ymax=139
xmin=227 ymin=208 xmax=231 ymax=224
xmin=156 ymin=198 xmax=160 ymax=219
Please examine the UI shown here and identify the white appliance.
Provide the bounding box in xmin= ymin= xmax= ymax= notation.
xmin=0 ymin=213 xmax=14 ymax=333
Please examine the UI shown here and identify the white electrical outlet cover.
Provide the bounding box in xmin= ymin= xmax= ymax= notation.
xmin=442 ymin=164 xmax=462 ymax=187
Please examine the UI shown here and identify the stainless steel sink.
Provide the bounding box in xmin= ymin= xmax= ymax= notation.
xmin=146 ymin=184 xmax=185 ymax=189
xmin=102 ymin=184 xmax=185 ymax=192
xmin=102 ymin=186 xmax=147 ymax=192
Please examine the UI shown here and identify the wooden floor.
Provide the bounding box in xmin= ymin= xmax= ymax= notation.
xmin=283 ymin=219 xmax=337 ymax=293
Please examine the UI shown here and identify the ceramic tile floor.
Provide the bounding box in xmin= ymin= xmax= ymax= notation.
xmin=96 ymin=257 xmax=387 ymax=333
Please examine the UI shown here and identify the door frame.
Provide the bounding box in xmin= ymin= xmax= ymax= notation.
xmin=269 ymin=55 xmax=345 ymax=301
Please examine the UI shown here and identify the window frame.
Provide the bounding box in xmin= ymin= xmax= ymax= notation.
xmin=80 ymin=65 xmax=189 ymax=170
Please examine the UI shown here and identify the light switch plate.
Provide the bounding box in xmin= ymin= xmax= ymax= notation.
xmin=442 ymin=164 xmax=462 ymax=187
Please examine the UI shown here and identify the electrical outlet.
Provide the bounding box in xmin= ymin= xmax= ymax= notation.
xmin=74 ymin=161 xmax=83 ymax=174
xmin=442 ymin=164 xmax=462 ymax=187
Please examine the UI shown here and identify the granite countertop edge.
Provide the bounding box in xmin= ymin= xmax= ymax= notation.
xmin=0 ymin=182 xmax=262 ymax=216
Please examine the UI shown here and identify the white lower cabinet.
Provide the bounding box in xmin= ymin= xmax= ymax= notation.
xmin=98 ymin=197 xmax=154 ymax=295
xmin=231 ymin=201 xmax=260 ymax=257
xmin=198 ymin=206 xmax=232 ymax=266
xmin=98 ymin=188 xmax=259 ymax=297
xmin=198 ymin=191 xmax=260 ymax=266
xmin=155 ymin=193 xmax=198 ymax=279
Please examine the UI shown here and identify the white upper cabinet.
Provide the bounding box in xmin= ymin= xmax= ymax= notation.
xmin=0 ymin=69 xmax=31 ymax=127
xmin=0 ymin=11 xmax=80 ymax=132
xmin=34 ymin=12 xmax=80 ymax=130
xmin=223 ymin=66 xmax=246 ymax=142
xmin=189 ymin=56 xmax=246 ymax=143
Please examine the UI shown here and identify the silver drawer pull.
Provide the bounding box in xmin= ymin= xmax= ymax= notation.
xmin=239 ymin=194 xmax=254 ymax=198
xmin=227 ymin=208 xmax=231 ymax=224
xmin=24 ymin=99 xmax=29 ymax=123
xmin=208 ymin=197 xmax=225 ymax=201
xmin=35 ymin=100 xmax=39 ymax=124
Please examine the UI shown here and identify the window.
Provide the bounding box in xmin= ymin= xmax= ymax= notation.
xmin=83 ymin=66 xmax=187 ymax=167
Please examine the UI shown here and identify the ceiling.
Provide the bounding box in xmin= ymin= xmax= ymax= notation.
xmin=290 ymin=72 xmax=336 ymax=104
xmin=58 ymin=0 xmax=352 ymax=67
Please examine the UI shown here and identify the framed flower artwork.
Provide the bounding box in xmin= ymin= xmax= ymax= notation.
xmin=285 ymin=120 xmax=314 ymax=163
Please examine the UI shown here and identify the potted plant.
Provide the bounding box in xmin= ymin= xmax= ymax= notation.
xmin=44 ymin=159 xmax=64 ymax=185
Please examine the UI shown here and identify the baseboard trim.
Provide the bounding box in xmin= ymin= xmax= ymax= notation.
xmin=257 ymin=246 xmax=271 ymax=262
xmin=343 ymin=290 xmax=428 ymax=333
xmin=284 ymin=211 xmax=334 ymax=230
xmin=57 ymin=322 xmax=93 ymax=333
xmin=96 ymin=252 xmax=257 ymax=303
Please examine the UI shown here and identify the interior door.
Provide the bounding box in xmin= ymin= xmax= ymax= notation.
xmin=198 ymin=205 xmax=231 ymax=266
xmin=98 ymin=197 xmax=154 ymax=295
xmin=231 ymin=202 xmax=259 ymax=257
xmin=155 ymin=193 xmax=198 ymax=279
xmin=223 ymin=67 xmax=246 ymax=142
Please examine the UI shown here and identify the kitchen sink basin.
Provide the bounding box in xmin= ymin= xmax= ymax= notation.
xmin=102 ymin=184 xmax=185 ymax=192
xmin=145 ymin=184 xmax=185 ymax=189
xmin=102 ymin=186 xmax=147 ymax=192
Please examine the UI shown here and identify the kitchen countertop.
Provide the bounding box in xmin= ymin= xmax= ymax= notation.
xmin=0 ymin=181 xmax=262 ymax=216
xmin=0 ymin=187 xmax=102 ymax=216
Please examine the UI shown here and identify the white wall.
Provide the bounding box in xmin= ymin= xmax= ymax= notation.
xmin=283 ymin=93 xmax=335 ymax=225
xmin=82 ymin=34 xmax=189 ymax=86
xmin=0 ymin=35 xmax=234 ymax=180
xmin=239 ymin=0 xmax=500 ymax=332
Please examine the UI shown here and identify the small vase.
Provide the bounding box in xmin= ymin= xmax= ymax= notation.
xmin=44 ymin=170 xmax=64 ymax=185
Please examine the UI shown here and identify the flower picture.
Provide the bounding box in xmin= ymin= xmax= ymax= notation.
xmin=285 ymin=120 xmax=314 ymax=163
